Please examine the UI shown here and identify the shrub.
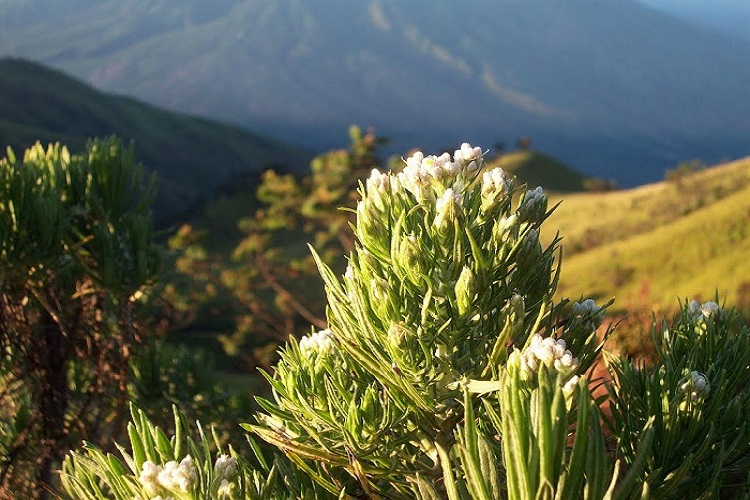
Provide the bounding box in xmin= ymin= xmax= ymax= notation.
xmin=61 ymin=144 xmax=750 ymax=498
xmin=0 ymin=138 xmax=160 ymax=495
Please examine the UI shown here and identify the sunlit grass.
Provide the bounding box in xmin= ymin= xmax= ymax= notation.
xmin=548 ymin=157 xmax=750 ymax=313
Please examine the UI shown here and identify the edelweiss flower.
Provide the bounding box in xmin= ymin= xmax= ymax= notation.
xmin=139 ymin=456 xmax=196 ymax=494
xmin=679 ymin=370 xmax=710 ymax=402
xmin=213 ymin=454 xmax=238 ymax=480
xmin=453 ymin=142 xmax=482 ymax=161
xmin=367 ymin=168 xmax=390 ymax=192
xmin=571 ymin=298 xmax=606 ymax=331
xmin=689 ymin=300 xmax=722 ymax=320
xmin=520 ymin=334 xmax=579 ymax=374
xmin=138 ymin=460 xmax=162 ymax=494
xmin=299 ymin=329 xmax=334 ymax=355
xmin=157 ymin=455 xmax=197 ymax=492
xmin=398 ymin=146 xmax=482 ymax=200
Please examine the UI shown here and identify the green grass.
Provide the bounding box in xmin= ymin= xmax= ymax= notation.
xmin=487 ymin=150 xmax=589 ymax=193
xmin=545 ymin=157 xmax=750 ymax=314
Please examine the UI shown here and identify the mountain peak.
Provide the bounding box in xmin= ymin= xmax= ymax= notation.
xmin=2 ymin=1 xmax=748 ymax=186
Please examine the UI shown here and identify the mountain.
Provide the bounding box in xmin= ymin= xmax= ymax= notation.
xmin=0 ymin=58 xmax=310 ymax=226
xmin=1 ymin=1 xmax=749 ymax=186
xmin=634 ymin=0 xmax=750 ymax=41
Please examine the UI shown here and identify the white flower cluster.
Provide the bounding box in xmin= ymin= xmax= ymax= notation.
xmin=453 ymin=142 xmax=484 ymax=165
xmin=519 ymin=334 xmax=579 ymax=375
xmin=517 ymin=186 xmax=547 ymax=222
xmin=679 ymin=370 xmax=710 ymax=403
xmin=689 ymin=300 xmax=723 ymax=321
xmin=364 ymin=168 xmax=391 ymax=213
xmin=397 ymin=143 xmax=482 ymax=201
xmin=571 ymin=298 xmax=606 ymax=332
xmin=480 ymin=167 xmax=511 ymax=212
xmin=299 ymin=328 xmax=334 ymax=355
xmin=139 ymin=455 xmax=196 ymax=495
xmin=367 ymin=168 xmax=390 ymax=192
xmin=214 ymin=454 xmax=239 ymax=498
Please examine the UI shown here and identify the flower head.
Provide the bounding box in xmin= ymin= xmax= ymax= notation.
xmin=453 ymin=143 xmax=483 ymax=165
xmin=157 ymin=455 xmax=196 ymax=492
xmin=518 ymin=186 xmax=547 ymax=223
xmin=213 ymin=454 xmax=238 ymax=480
xmin=299 ymin=329 xmax=334 ymax=355
xmin=689 ymin=300 xmax=723 ymax=321
xmin=139 ymin=456 xmax=196 ymax=495
xmin=679 ymin=370 xmax=710 ymax=402
xmin=138 ymin=460 xmax=162 ymax=494
xmin=570 ymin=298 xmax=606 ymax=332
xmin=519 ymin=334 xmax=579 ymax=375
xmin=398 ymin=144 xmax=483 ymax=202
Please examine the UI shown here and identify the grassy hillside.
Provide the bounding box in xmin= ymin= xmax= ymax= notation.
xmin=486 ymin=150 xmax=589 ymax=193
xmin=545 ymin=157 xmax=750 ymax=317
xmin=0 ymin=58 xmax=310 ymax=225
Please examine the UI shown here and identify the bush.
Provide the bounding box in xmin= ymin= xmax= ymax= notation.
xmin=61 ymin=144 xmax=750 ymax=498
xmin=0 ymin=138 xmax=160 ymax=495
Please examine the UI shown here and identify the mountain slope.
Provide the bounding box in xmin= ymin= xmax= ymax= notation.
xmin=0 ymin=58 xmax=310 ymax=225
xmin=634 ymin=0 xmax=750 ymax=41
xmin=545 ymin=157 xmax=750 ymax=312
xmin=488 ymin=150 xmax=589 ymax=193
xmin=1 ymin=0 xmax=749 ymax=186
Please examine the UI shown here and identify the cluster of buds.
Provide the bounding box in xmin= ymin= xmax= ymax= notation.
xmin=677 ymin=370 xmax=711 ymax=414
xmin=520 ymin=334 xmax=579 ymax=374
xmin=213 ymin=454 xmax=239 ymax=498
xmin=397 ymin=143 xmax=483 ymax=202
xmin=517 ymin=186 xmax=548 ymax=223
xmin=298 ymin=329 xmax=335 ymax=356
xmin=570 ymin=298 xmax=606 ymax=333
xmin=139 ymin=455 xmax=197 ymax=495
xmin=506 ymin=334 xmax=581 ymax=397
xmin=688 ymin=300 xmax=724 ymax=322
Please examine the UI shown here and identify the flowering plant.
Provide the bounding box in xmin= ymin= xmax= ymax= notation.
xmin=244 ymin=144 xmax=615 ymax=497
xmin=61 ymin=144 xmax=749 ymax=498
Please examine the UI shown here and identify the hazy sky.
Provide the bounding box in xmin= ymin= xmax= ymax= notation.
xmin=635 ymin=0 xmax=750 ymax=38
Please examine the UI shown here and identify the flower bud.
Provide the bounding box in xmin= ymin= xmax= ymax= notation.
xmin=454 ymin=266 xmax=477 ymax=317
xmin=369 ymin=277 xmax=393 ymax=318
xmin=299 ymin=329 xmax=335 ymax=356
xmin=453 ymin=143 xmax=482 ymax=165
xmin=480 ymin=167 xmax=510 ymax=213
xmin=517 ymin=186 xmax=547 ymax=223
xmin=214 ymin=454 xmax=238 ymax=480
xmin=365 ymin=168 xmax=391 ymax=211
xmin=679 ymin=370 xmax=710 ymax=402
xmin=433 ymin=188 xmax=463 ymax=234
